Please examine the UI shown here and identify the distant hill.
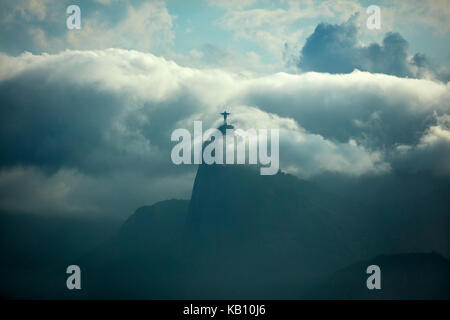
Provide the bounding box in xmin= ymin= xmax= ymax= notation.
xmin=309 ymin=252 xmax=450 ymax=299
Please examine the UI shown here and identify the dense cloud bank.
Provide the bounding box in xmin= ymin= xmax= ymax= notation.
xmin=0 ymin=49 xmax=449 ymax=217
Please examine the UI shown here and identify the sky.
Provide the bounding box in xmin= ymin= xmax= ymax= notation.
xmin=0 ymin=0 xmax=449 ymax=219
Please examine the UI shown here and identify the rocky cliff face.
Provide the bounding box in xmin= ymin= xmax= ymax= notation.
xmin=183 ymin=163 xmax=383 ymax=294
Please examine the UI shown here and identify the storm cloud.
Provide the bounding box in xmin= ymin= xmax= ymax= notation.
xmin=297 ymin=16 xmax=450 ymax=82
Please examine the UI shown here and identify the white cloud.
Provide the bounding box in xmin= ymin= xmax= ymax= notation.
xmin=394 ymin=113 xmax=450 ymax=176
xmin=208 ymin=0 xmax=258 ymax=10
xmin=215 ymin=0 xmax=367 ymax=59
xmin=11 ymin=0 xmax=52 ymax=21
xmin=231 ymin=105 xmax=391 ymax=177
xmin=28 ymin=28 xmax=48 ymax=49
xmin=394 ymin=0 xmax=450 ymax=34
xmin=66 ymin=1 xmax=174 ymax=52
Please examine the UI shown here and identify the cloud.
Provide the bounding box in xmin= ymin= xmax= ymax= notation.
xmin=392 ymin=113 xmax=450 ymax=176
xmin=2 ymin=0 xmax=53 ymax=22
xmin=217 ymin=7 xmax=303 ymax=59
xmin=0 ymin=49 xmax=449 ymax=217
xmin=394 ymin=0 xmax=450 ymax=34
xmin=0 ymin=0 xmax=175 ymax=55
xmin=231 ymin=106 xmax=390 ymax=177
xmin=175 ymin=44 xmax=267 ymax=74
xmin=296 ymin=15 xmax=449 ymax=82
xmin=0 ymin=166 xmax=194 ymax=217
xmin=66 ymin=1 xmax=174 ymax=53
xmin=214 ymin=0 xmax=367 ymax=63
xmin=208 ymin=0 xmax=257 ymax=10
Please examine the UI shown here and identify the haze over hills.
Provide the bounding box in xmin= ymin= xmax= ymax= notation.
xmin=0 ymin=212 xmax=120 ymax=299
xmin=38 ymin=161 xmax=448 ymax=299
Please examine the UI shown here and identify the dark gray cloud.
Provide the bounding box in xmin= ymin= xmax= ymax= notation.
xmin=0 ymin=52 xmax=202 ymax=178
xmin=296 ymin=16 xmax=449 ymax=82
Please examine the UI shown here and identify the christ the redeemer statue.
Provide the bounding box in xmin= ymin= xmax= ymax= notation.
xmin=220 ymin=111 xmax=230 ymax=125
